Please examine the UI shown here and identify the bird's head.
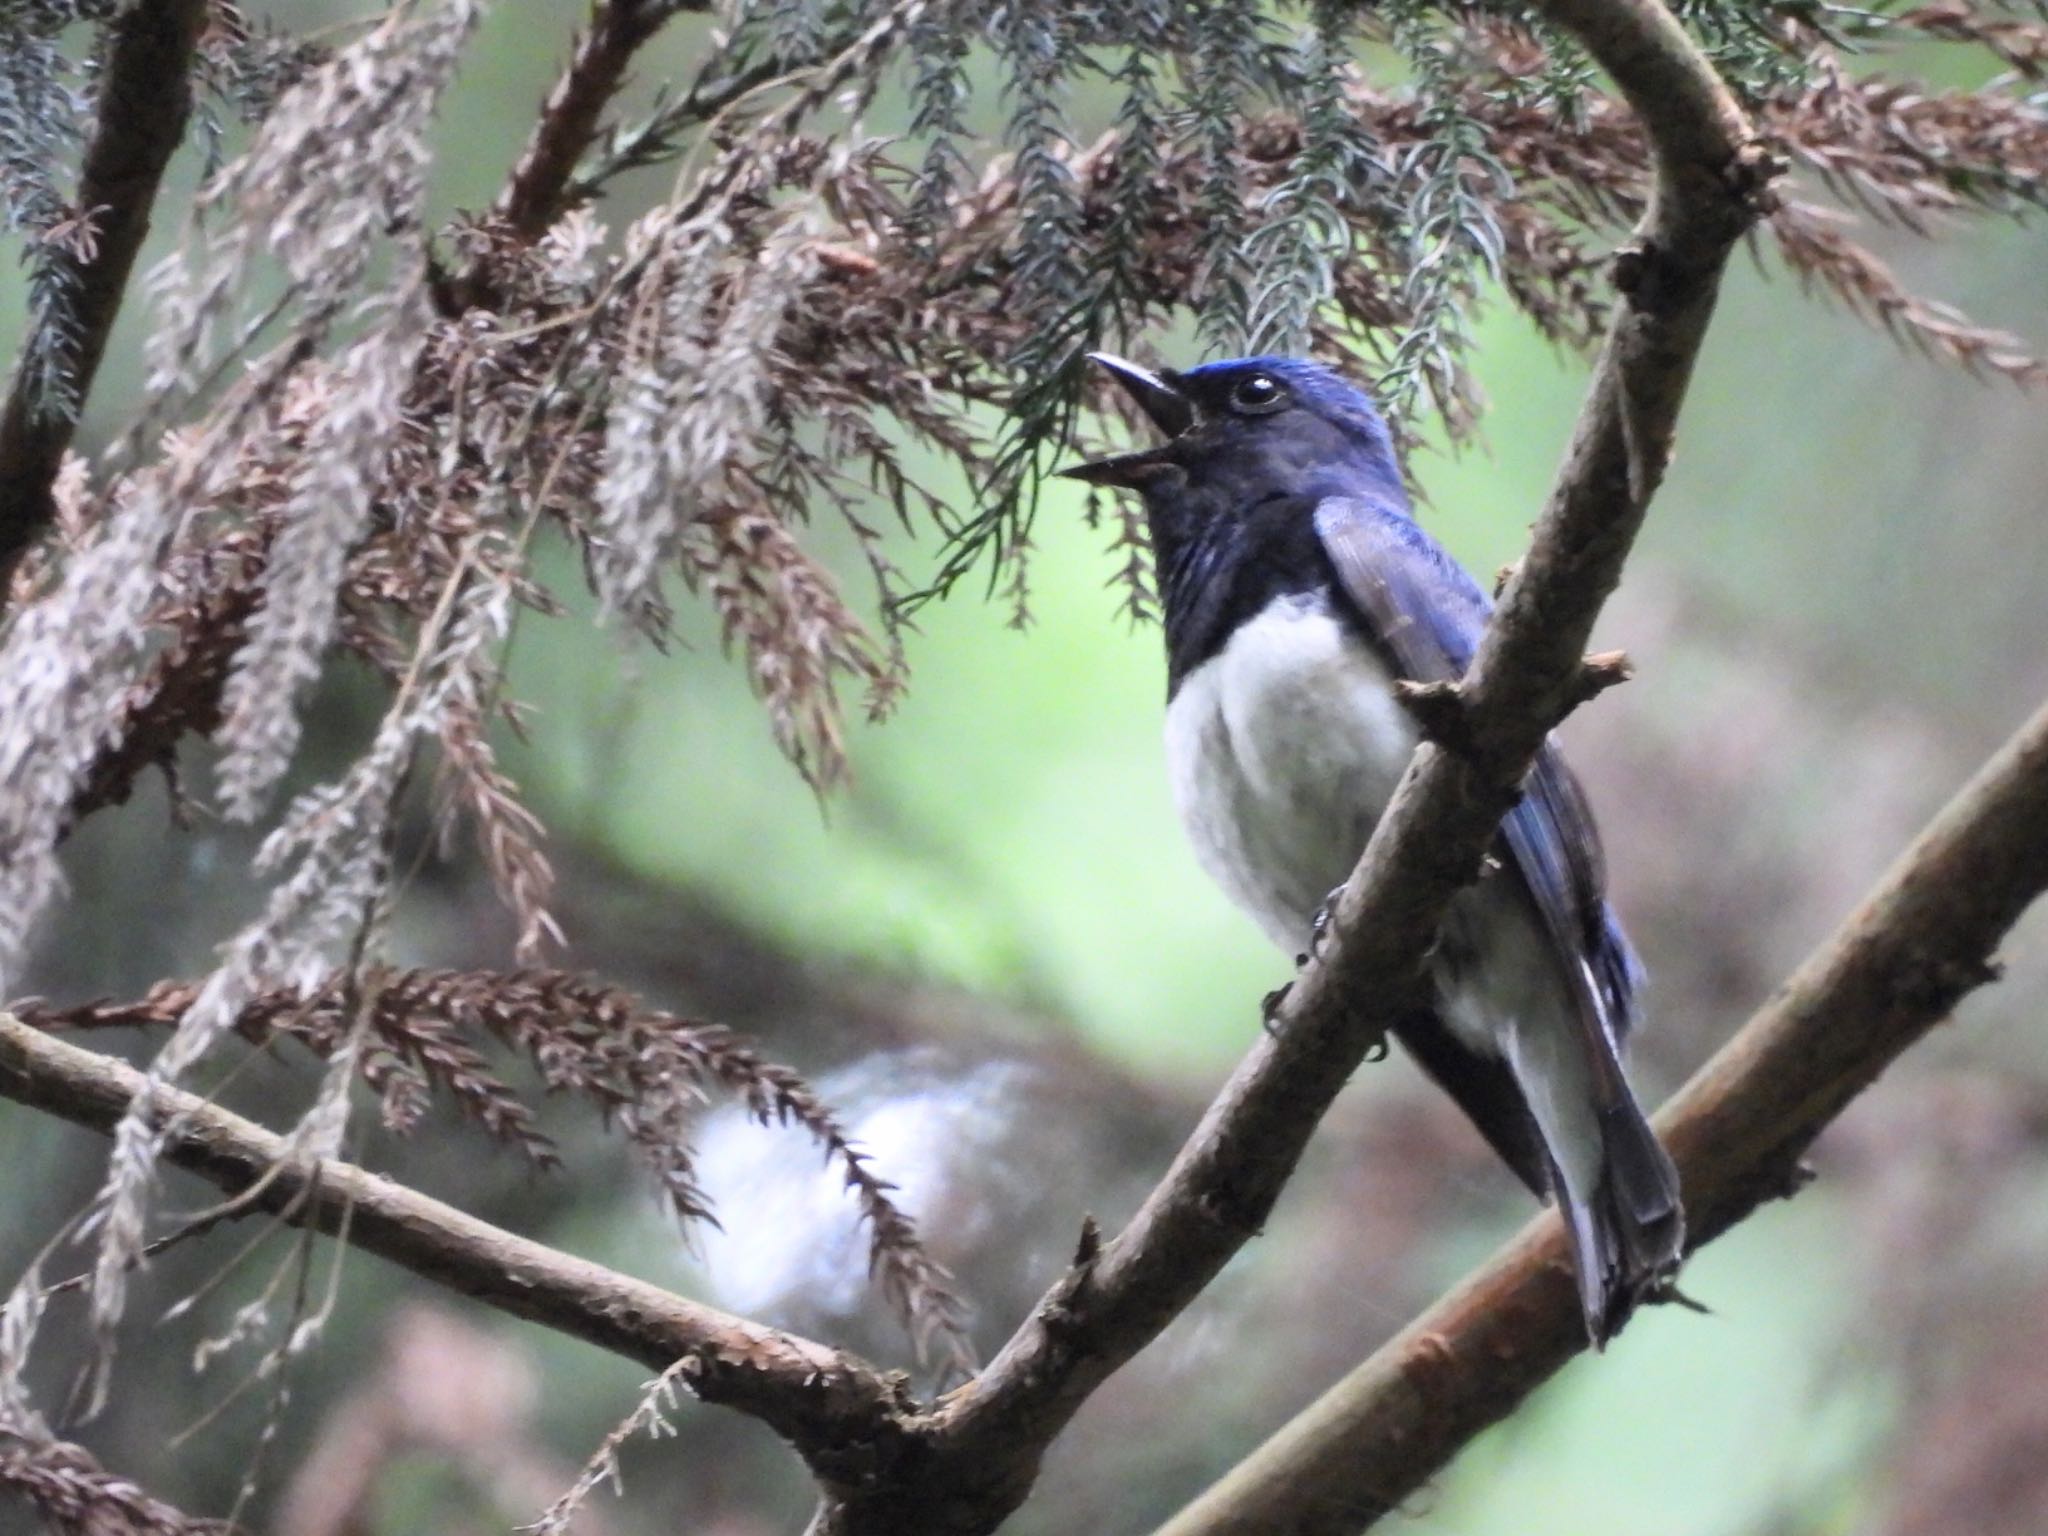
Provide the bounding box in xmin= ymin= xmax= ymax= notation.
xmin=1061 ymin=353 xmax=1404 ymax=506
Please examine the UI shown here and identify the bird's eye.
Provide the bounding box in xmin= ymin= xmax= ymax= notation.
xmin=1230 ymin=373 xmax=1285 ymax=413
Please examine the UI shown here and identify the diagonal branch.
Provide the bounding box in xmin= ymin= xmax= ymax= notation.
xmin=1152 ymin=689 xmax=2048 ymax=1536
xmin=0 ymin=0 xmax=209 ymax=595
xmin=0 ymin=1013 xmax=913 ymax=1472
xmin=813 ymin=3 xmax=1772 ymax=1530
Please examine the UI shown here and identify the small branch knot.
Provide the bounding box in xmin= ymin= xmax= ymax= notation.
xmin=1567 ymin=649 xmax=1635 ymax=708
xmin=1392 ymin=677 xmax=1475 ymax=756
xmin=1037 ymin=1216 xmax=1105 ymax=1339
xmin=1610 ymin=242 xmax=1655 ymax=298
xmin=1725 ymin=138 xmax=1787 ymax=215
xmin=1070 ymin=1214 xmax=1102 ymax=1270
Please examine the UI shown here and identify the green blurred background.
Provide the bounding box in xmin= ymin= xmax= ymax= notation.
xmin=4 ymin=5 xmax=2047 ymax=1536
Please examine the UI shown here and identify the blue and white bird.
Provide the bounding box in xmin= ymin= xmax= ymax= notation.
xmin=1064 ymin=352 xmax=1683 ymax=1344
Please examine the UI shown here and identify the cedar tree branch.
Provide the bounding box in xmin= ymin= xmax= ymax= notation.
xmin=1153 ymin=690 xmax=2048 ymax=1536
xmin=0 ymin=1014 xmax=915 ymax=1474
xmin=493 ymin=0 xmax=700 ymax=243
xmin=0 ymin=3 xmax=1903 ymax=1534
xmin=0 ymin=0 xmax=208 ymax=596
xmin=443 ymin=0 xmax=697 ymax=311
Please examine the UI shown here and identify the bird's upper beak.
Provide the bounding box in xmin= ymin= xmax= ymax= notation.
xmin=1059 ymin=352 xmax=1194 ymax=488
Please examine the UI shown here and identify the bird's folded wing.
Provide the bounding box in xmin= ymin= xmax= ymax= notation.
xmin=1311 ymin=494 xmax=1641 ymax=1044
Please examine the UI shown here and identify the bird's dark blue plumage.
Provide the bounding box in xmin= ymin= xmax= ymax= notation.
xmin=1065 ymin=352 xmax=1682 ymax=1343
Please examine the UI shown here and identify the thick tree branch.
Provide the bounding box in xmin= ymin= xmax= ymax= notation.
xmin=0 ymin=0 xmax=208 ymax=594
xmin=0 ymin=1014 xmax=913 ymax=1474
xmin=1152 ymin=691 xmax=2048 ymax=1536
xmin=790 ymin=5 xmax=1773 ymax=1531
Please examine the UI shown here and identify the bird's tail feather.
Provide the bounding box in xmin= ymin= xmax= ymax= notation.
xmin=1554 ymin=1101 xmax=1684 ymax=1347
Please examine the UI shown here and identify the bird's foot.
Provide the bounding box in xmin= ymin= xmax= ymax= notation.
xmin=1260 ymin=982 xmax=1293 ymax=1035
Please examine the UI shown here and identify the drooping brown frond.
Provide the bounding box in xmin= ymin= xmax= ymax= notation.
xmin=1768 ymin=68 xmax=2048 ymax=233
xmin=70 ymin=526 xmax=267 ymax=825
xmin=435 ymin=700 xmax=563 ymax=964
xmin=649 ymin=1014 xmax=979 ymax=1376
xmin=24 ymin=967 xmax=974 ymax=1373
xmin=685 ymin=501 xmax=895 ymax=792
xmin=1896 ymin=1 xmax=2048 ymax=80
xmin=1494 ymin=201 xmax=1609 ymax=351
xmin=431 ymin=966 xmax=976 ymax=1373
xmin=1772 ymin=199 xmax=2048 ymax=387
xmin=214 ymin=288 xmax=437 ymax=820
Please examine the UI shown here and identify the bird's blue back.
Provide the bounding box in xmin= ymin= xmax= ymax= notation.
xmin=1154 ymin=357 xmax=1643 ymax=1042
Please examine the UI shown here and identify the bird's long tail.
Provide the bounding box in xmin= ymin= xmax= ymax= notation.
xmin=1553 ymin=1100 xmax=1685 ymax=1345
xmin=1506 ymin=1028 xmax=1684 ymax=1346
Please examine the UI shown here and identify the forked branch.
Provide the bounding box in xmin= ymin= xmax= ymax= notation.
xmin=879 ymin=0 xmax=1772 ymax=1527
xmin=1152 ymin=690 xmax=2048 ymax=1535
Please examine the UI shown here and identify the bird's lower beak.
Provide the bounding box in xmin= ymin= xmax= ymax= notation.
xmin=1059 ymin=352 xmax=1193 ymax=488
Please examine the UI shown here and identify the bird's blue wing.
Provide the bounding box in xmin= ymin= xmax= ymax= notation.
xmin=1311 ymin=494 xmax=1643 ymax=1042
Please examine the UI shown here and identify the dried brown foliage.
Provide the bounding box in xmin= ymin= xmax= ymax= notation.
xmin=1772 ymin=198 xmax=2048 ymax=387
xmin=11 ymin=13 xmax=2042 ymax=931
xmin=27 ymin=967 xmax=974 ymax=1374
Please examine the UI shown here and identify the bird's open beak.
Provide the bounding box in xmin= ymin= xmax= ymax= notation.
xmin=1059 ymin=352 xmax=1193 ymax=488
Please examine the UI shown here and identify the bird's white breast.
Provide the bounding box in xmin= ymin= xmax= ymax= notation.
xmin=1163 ymin=594 xmax=1419 ymax=954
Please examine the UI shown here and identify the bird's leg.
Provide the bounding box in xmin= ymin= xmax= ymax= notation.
xmin=1307 ymin=885 xmax=1346 ymax=960
xmin=1264 ymin=887 xmax=1351 ymax=1035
